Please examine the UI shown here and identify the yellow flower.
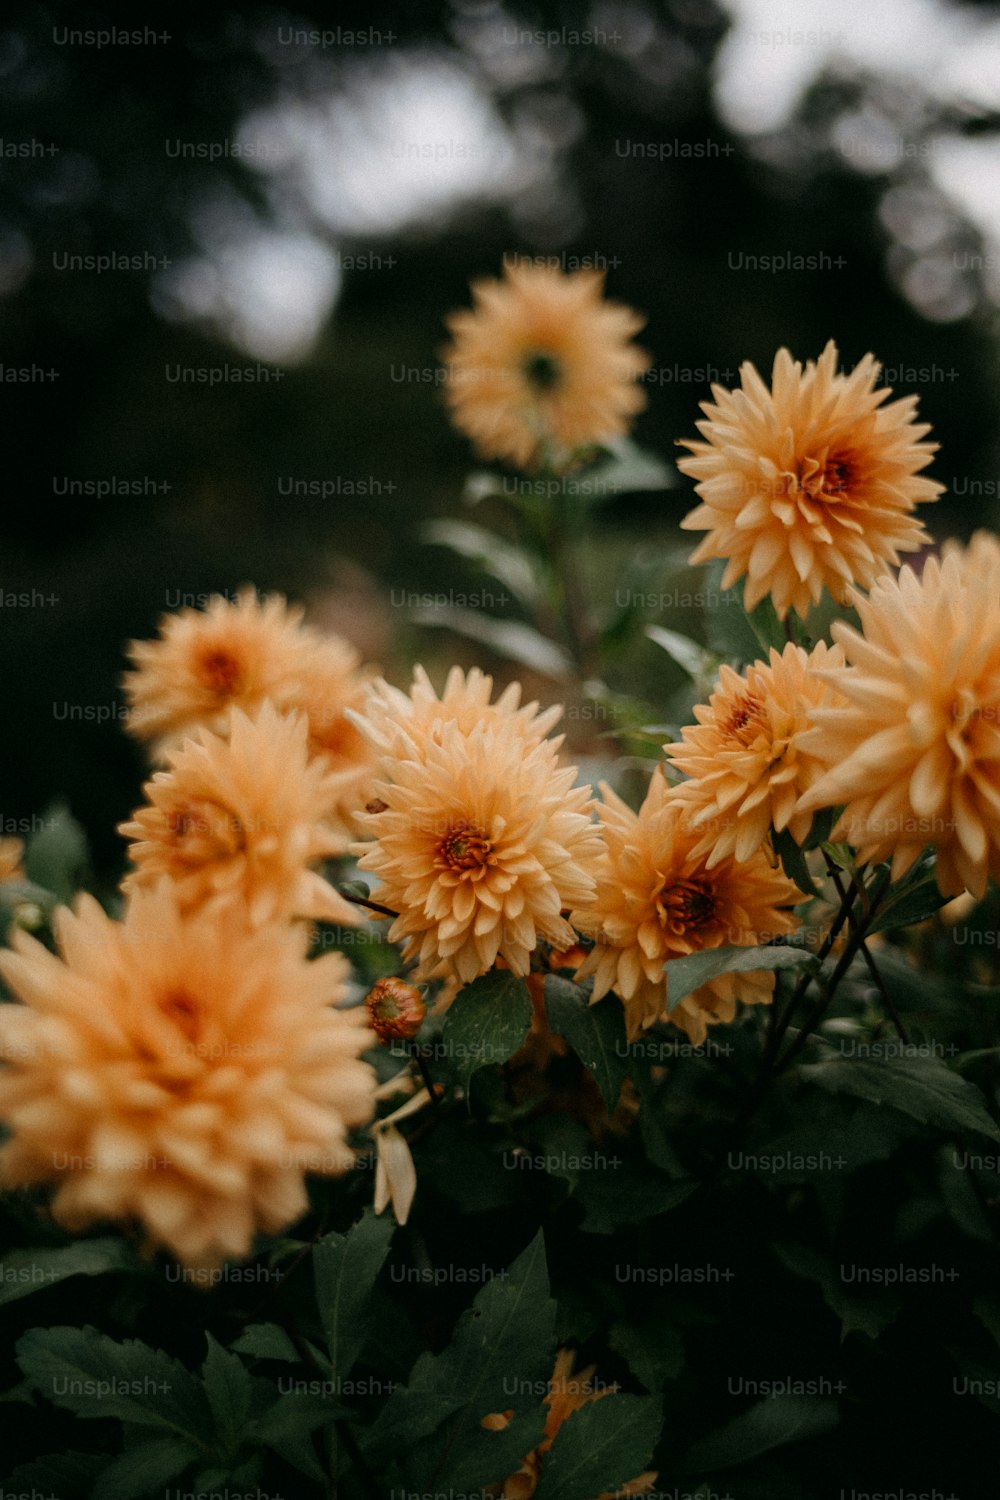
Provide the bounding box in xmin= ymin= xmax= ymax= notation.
xmin=0 ymin=882 xmax=376 ymax=1269
xmin=664 ymin=641 xmax=847 ymax=865
xmin=353 ymin=719 xmax=602 ymax=983
xmin=0 ymin=838 xmax=25 ymax=882
xmin=118 ymin=703 xmax=359 ymax=928
xmin=123 ymin=589 xmax=375 ymax=800
xmin=796 ymin=533 xmax=1000 ymax=898
xmin=442 ymin=264 xmax=650 ymax=469
xmin=356 ymin=665 xmax=563 ymax=757
xmin=572 ymin=772 xmax=800 ymax=1044
xmin=677 ymin=341 xmax=942 ymax=619
xmin=484 ymin=1349 xmax=657 ymax=1500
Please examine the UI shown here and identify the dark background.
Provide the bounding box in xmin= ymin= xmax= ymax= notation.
xmin=2 ymin=0 xmax=999 ymax=873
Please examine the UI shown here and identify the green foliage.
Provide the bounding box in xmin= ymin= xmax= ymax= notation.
xmin=544 ymin=976 xmax=629 ymax=1110
xmin=440 ymin=968 xmax=534 ymax=1097
xmin=23 ymin=803 xmax=89 ymax=906
xmin=364 ymin=1231 xmax=557 ymax=1485
xmin=533 ymin=1391 xmax=661 ymax=1499
xmin=314 ymin=1208 xmax=395 ymax=1376
xmin=799 ymin=1047 xmax=1000 ymax=1141
xmin=682 ymin=1393 xmax=839 ymax=1473
xmin=0 ymin=1237 xmax=137 ymax=1308
xmin=664 ymin=944 xmax=814 ymax=1010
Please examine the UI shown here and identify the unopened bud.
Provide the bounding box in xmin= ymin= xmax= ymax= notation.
xmin=366 ymin=978 xmax=426 ymax=1043
xmin=549 ymin=944 xmax=587 ymax=970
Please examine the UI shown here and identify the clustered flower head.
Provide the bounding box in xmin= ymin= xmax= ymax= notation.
xmin=353 ymin=712 xmax=603 ymax=984
xmin=442 ymin=263 xmax=650 ymax=470
xmin=572 ymin=772 xmax=799 ymax=1045
xmin=0 ymin=884 xmax=374 ymax=1270
xmin=796 ymin=533 xmax=1000 ymax=898
xmin=118 ymin=702 xmax=359 ymax=929
xmin=358 ymin=664 xmax=563 ymax=756
xmin=677 ymin=341 xmax=942 ymax=619
xmin=123 ymin=587 xmax=376 ymax=837
xmin=664 ymin=641 xmax=847 ymax=865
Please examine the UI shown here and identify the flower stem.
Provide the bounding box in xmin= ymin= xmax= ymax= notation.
xmin=824 ymin=855 xmax=909 ymax=1042
xmin=776 ymin=866 xmax=891 ymax=1073
xmin=340 ymin=891 xmax=399 ymax=919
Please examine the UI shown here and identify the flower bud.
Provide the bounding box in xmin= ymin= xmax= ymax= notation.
xmin=366 ymin=978 xmax=426 ymax=1043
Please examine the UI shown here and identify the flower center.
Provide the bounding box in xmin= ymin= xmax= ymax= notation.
xmin=522 ymin=351 xmax=562 ymax=392
xmin=166 ymin=799 xmax=245 ymax=863
xmin=435 ymin=820 xmax=497 ymax=873
xmin=656 ymin=878 xmax=717 ymax=934
xmin=199 ymin=648 xmax=243 ymax=696
xmin=722 ymin=692 xmax=764 ymax=744
xmin=801 ymin=453 xmax=855 ymax=504
xmin=158 ymin=988 xmax=200 ymax=1042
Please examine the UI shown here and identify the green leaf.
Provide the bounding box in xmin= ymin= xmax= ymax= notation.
xmin=314 ymin=1207 xmax=395 ymax=1379
xmin=746 ymin=593 xmax=787 ymax=655
xmin=6 ymin=1452 xmax=104 ymax=1495
xmin=802 ymin=806 xmax=838 ymax=850
xmin=683 ymin=1394 xmax=839 ymax=1473
xmin=463 ymin=469 xmax=508 ymax=504
xmin=772 ymin=827 xmax=819 ymax=897
xmin=544 ymin=976 xmax=629 ymax=1111
xmin=701 ymin=564 xmax=763 ymax=665
xmin=23 ymin=802 xmax=88 ymax=904
xmin=0 ymin=1237 xmax=136 ymax=1308
xmin=364 ymin=1230 xmax=556 ymax=1484
xmin=774 ymin=1243 xmax=901 ymax=1340
xmin=93 ymin=1437 xmax=200 ymax=1500
xmin=410 ymin=606 xmax=572 ymax=679
xmin=872 ymin=947 xmax=958 ymax=1016
xmin=201 ymin=1334 xmax=254 ymax=1459
xmin=574 ymin=1170 xmax=698 ymax=1235
xmin=229 ymin=1323 xmax=299 ymax=1363
xmin=867 ymin=876 xmax=949 ymax=935
xmin=440 ymin=970 xmax=534 ymax=1097
xmin=16 ymin=1325 xmax=211 ymax=1443
xmin=420 ymin=518 xmax=543 ymax=608
xmin=257 ymin=1393 xmax=336 ymax=1479
xmin=665 ymin=945 xmax=813 ymax=1011
xmin=609 ymin=1312 xmax=685 ymax=1389
xmin=584 ymin=438 xmax=676 ymax=497
xmin=534 ymin=1393 xmax=661 ymax=1500
xmin=645 ymin=624 xmax=715 ymax=681
xmin=799 ymin=1049 xmax=1000 ymax=1141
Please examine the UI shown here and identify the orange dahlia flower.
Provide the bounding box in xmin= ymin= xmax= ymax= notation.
xmin=664 ymin=641 xmax=847 ymax=865
xmin=123 ymin=587 xmax=374 ymax=779
xmin=572 ymin=772 xmax=799 ymax=1044
xmin=118 ymin=703 xmax=358 ymax=928
xmin=356 ymin=665 xmax=563 ymax=758
xmin=677 ymin=341 xmax=942 ymax=619
xmin=442 ymin=264 xmax=650 ymax=469
xmin=484 ymin=1349 xmax=656 ymax=1499
xmin=0 ymin=883 xmax=375 ymax=1269
xmin=796 ymin=533 xmax=1000 ymax=897
xmin=353 ymin=720 xmax=602 ymax=983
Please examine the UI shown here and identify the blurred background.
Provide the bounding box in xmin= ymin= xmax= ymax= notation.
xmin=3 ymin=0 xmax=1000 ymax=875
